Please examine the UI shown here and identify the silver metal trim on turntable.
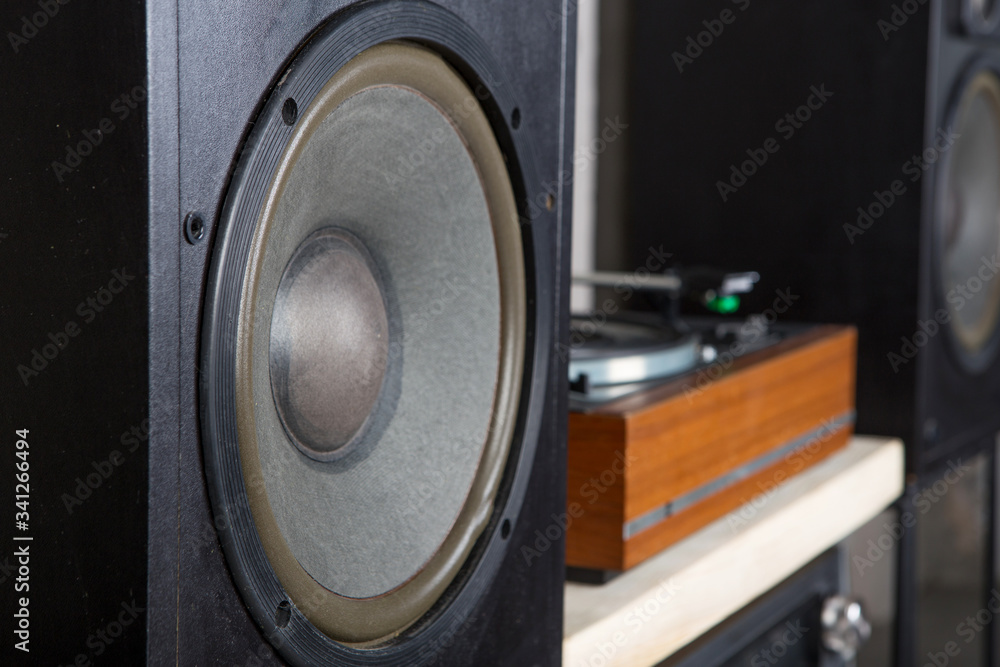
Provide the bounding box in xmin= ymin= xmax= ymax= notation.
xmin=568 ymin=336 xmax=702 ymax=387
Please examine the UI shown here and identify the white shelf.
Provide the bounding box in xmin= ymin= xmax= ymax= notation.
xmin=563 ymin=436 xmax=904 ymax=667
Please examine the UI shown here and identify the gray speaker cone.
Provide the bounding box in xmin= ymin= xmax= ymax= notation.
xmin=232 ymin=43 xmax=526 ymax=644
xmin=258 ymin=85 xmax=498 ymax=599
xmin=269 ymin=228 xmax=389 ymax=461
xmin=940 ymin=70 xmax=1000 ymax=367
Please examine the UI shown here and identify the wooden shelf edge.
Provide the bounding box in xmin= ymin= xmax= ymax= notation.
xmin=563 ymin=436 xmax=904 ymax=667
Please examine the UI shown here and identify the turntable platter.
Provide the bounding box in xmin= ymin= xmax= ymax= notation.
xmin=568 ymin=318 xmax=702 ymax=392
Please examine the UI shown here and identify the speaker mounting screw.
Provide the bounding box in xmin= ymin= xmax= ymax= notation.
xmin=275 ymin=600 xmax=291 ymax=629
xmin=184 ymin=213 xmax=205 ymax=245
xmin=282 ymin=98 xmax=298 ymax=126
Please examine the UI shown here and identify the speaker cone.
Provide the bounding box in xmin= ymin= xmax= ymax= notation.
xmin=200 ymin=14 xmax=535 ymax=656
xmin=964 ymin=0 xmax=1000 ymax=34
xmin=937 ymin=67 xmax=1000 ymax=372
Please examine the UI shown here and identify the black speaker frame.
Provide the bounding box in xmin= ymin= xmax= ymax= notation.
xmin=914 ymin=5 xmax=1000 ymax=472
xmin=0 ymin=0 xmax=574 ymax=664
xmin=898 ymin=3 xmax=1000 ymax=663
xmin=147 ymin=0 xmax=575 ymax=664
xmin=197 ymin=3 xmax=555 ymax=664
xmin=928 ymin=52 xmax=1000 ymax=377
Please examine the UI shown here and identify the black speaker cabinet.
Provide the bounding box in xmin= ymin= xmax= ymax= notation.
xmin=620 ymin=0 xmax=1000 ymax=474
xmin=0 ymin=1 xmax=575 ymax=664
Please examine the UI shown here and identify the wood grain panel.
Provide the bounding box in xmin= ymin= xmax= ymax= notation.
xmin=625 ymin=326 xmax=856 ymax=520
xmin=566 ymin=326 xmax=857 ymax=571
xmin=623 ymin=427 xmax=851 ymax=569
xmin=565 ymin=414 xmax=627 ymax=569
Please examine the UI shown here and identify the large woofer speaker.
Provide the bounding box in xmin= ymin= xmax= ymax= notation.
xmin=196 ymin=3 xmax=564 ymax=664
xmin=936 ymin=64 xmax=1000 ymax=372
xmin=0 ymin=0 xmax=571 ymax=664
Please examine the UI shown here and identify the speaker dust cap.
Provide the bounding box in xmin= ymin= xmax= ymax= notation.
xmin=202 ymin=31 xmax=529 ymax=655
xmin=269 ymin=228 xmax=389 ymax=461
xmin=938 ymin=67 xmax=1000 ymax=372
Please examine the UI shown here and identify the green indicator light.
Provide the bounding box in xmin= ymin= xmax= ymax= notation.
xmin=707 ymin=294 xmax=740 ymax=314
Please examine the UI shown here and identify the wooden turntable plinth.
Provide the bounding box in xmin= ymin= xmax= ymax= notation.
xmin=566 ymin=325 xmax=857 ymax=573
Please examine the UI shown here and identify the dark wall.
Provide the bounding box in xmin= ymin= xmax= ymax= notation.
xmin=0 ymin=0 xmax=149 ymax=664
xmin=624 ymin=0 xmax=929 ymax=444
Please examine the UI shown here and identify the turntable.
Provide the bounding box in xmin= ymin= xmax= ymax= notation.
xmin=564 ymin=270 xmax=857 ymax=579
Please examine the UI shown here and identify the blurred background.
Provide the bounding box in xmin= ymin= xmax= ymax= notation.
xmin=569 ymin=1 xmax=999 ymax=665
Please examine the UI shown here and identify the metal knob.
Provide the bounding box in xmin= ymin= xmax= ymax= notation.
xmin=821 ymin=596 xmax=871 ymax=661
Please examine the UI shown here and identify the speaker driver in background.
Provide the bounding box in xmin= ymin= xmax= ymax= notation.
xmin=937 ymin=63 xmax=1000 ymax=372
xmin=962 ymin=0 xmax=1000 ymax=36
xmin=199 ymin=4 xmax=542 ymax=663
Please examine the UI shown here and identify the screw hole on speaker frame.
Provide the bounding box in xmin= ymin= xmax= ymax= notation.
xmin=511 ymin=107 xmax=521 ymax=130
xmin=282 ymin=98 xmax=299 ymax=126
xmin=275 ymin=600 xmax=292 ymax=628
xmin=501 ymin=519 xmax=511 ymax=539
xmin=184 ymin=212 xmax=205 ymax=244
xmin=545 ymin=194 xmax=555 ymax=211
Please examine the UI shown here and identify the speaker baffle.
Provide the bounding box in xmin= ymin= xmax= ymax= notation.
xmin=937 ymin=66 xmax=1000 ymax=373
xmin=199 ymin=4 xmax=539 ymax=661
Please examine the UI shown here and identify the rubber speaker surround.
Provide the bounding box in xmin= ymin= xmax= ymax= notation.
xmin=198 ymin=2 xmax=549 ymax=664
xmin=934 ymin=57 xmax=1000 ymax=375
